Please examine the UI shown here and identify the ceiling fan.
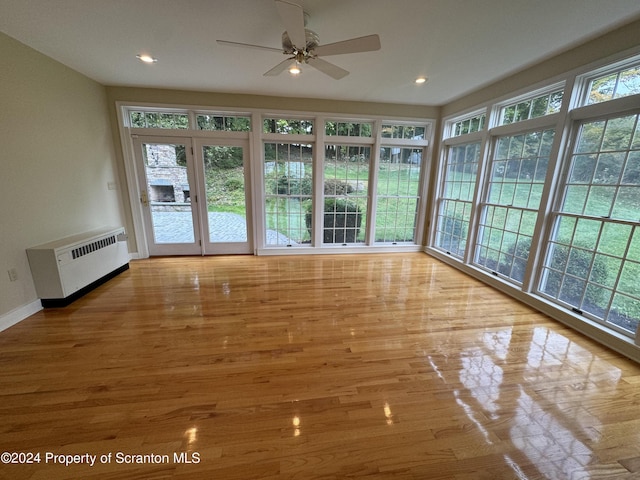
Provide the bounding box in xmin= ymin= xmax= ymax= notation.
xmin=216 ymin=0 xmax=381 ymax=80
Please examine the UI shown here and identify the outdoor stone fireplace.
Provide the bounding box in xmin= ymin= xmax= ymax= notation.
xmin=149 ymin=179 xmax=176 ymax=202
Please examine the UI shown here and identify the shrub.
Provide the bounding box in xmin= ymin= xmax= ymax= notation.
xmin=495 ymin=238 xmax=610 ymax=310
xmin=305 ymin=197 xmax=362 ymax=243
xmin=224 ymin=178 xmax=243 ymax=191
xmin=497 ymin=236 xmax=531 ymax=282
xmin=538 ymin=241 xmax=609 ymax=309
xmin=438 ymin=215 xmax=467 ymax=255
xmin=324 ymin=178 xmax=354 ymax=195
xmin=276 ymin=175 xmax=312 ymax=196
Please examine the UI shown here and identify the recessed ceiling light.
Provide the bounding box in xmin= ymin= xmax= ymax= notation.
xmin=415 ymin=77 xmax=428 ymax=84
xmin=136 ymin=54 xmax=158 ymax=64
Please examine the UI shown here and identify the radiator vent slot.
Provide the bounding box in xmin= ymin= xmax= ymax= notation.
xmin=71 ymin=235 xmax=116 ymax=260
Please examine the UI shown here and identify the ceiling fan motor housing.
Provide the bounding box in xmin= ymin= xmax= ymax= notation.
xmin=282 ymin=29 xmax=319 ymax=55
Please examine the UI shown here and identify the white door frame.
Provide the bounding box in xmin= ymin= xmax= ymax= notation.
xmin=132 ymin=136 xmax=203 ymax=256
xmin=193 ymin=138 xmax=253 ymax=255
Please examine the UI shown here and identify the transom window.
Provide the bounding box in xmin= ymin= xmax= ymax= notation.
xmin=263 ymin=118 xmax=314 ymax=134
xmin=451 ymin=113 xmax=486 ymax=137
xmin=129 ymin=110 xmax=189 ymax=129
xmin=586 ymin=63 xmax=640 ymax=104
xmin=325 ymin=121 xmax=372 ymax=137
xmin=499 ymin=89 xmax=563 ymax=125
xmin=381 ymin=123 xmax=426 ymax=140
xmin=197 ymin=114 xmax=251 ymax=131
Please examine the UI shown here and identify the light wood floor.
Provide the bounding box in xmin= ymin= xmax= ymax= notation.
xmin=2 ymin=253 xmax=640 ymax=479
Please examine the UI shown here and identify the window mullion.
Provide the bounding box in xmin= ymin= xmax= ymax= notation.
xmin=367 ymin=120 xmax=382 ymax=245
xmin=464 ymin=135 xmax=491 ymax=265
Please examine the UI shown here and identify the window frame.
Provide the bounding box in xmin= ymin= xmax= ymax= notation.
xmin=474 ymin=125 xmax=557 ymax=285
xmin=429 ymin=51 xmax=640 ymax=350
xmin=433 ymin=140 xmax=483 ymax=259
xmin=537 ymin=104 xmax=640 ymax=336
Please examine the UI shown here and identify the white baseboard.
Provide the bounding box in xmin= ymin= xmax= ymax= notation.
xmin=0 ymin=300 xmax=42 ymax=333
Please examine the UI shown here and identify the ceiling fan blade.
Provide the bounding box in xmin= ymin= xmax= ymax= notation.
xmin=313 ymin=34 xmax=381 ymax=56
xmin=264 ymin=58 xmax=295 ymax=76
xmin=216 ymin=39 xmax=282 ymax=53
xmin=275 ymin=0 xmax=306 ymax=48
xmin=307 ymin=57 xmax=349 ymax=80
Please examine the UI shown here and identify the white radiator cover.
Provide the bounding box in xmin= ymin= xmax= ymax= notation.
xmin=27 ymin=227 xmax=129 ymax=302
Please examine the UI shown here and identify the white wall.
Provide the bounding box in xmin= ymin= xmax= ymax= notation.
xmin=0 ymin=32 xmax=126 ymax=325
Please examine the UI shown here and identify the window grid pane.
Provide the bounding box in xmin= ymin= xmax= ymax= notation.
xmin=323 ymin=145 xmax=370 ymax=244
xmin=264 ymin=143 xmax=313 ymax=246
xmin=490 ymin=130 xmax=553 ymax=209
xmin=474 ymin=206 xmax=536 ymax=283
xmin=474 ymin=129 xmax=553 ymax=283
xmin=375 ymin=147 xmax=422 ymax=243
xmin=540 ymin=215 xmax=639 ymax=333
xmin=564 ymin=115 xmax=640 ymax=222
xmin=436 ymin=200 xmax=472 ymax=257
xmin=434 ymin=142 xmax=480 ymax=258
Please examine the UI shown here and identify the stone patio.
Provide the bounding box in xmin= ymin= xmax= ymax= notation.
xmin=151 ymin=211 xmax=293 ymax=245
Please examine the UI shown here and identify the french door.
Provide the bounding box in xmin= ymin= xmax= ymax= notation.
xmin=133 ymin=136 xmax=252 ymax=256
xmin=193 ymin=138 xmax=252 ymax=255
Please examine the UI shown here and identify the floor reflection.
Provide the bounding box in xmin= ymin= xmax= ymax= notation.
xmin=511 ymin=388 xmax=593 ymax=479
xmin=428 ymin=322 xmax=623 ymax=478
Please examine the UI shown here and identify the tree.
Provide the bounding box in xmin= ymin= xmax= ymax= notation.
xmin=588 ymin=66 xmax=640 ymax=104
xmin=203 ymin=146 xmax=243 ymax=169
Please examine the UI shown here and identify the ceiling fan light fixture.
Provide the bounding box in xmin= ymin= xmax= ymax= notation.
xmin=289 ymin=62 xmax=302 ymax=75
xmin=136 ymin=54 xmax=158 ymax=64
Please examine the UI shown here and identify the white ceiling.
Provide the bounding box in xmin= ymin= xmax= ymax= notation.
xmin=2 ymin=0 xmax=640 ymax=106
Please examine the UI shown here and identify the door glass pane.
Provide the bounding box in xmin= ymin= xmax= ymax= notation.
xmin=142 ymin=143 xmax=194 ymax=243
xmin=202 ymin=145 xmax=247 ymax=243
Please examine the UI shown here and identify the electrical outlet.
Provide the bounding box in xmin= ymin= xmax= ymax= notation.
xmin=8 ymin=268 xmax=18 ymax=282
